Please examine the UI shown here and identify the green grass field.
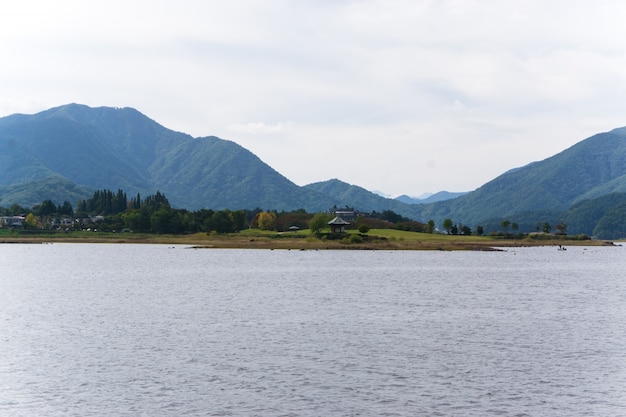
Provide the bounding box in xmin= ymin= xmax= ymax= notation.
xmin=0 ymin=227 xmax=616 ymax=250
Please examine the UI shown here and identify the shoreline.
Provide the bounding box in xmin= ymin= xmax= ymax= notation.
xmin=0 ymin=231 xmax=619 ymax=251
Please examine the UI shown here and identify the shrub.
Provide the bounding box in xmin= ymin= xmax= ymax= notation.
xmin=350 ymin=234 xmax=363 ymax=244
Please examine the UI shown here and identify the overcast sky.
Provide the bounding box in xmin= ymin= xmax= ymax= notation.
xmin=2 ymin=1 xmax=626 ymax=197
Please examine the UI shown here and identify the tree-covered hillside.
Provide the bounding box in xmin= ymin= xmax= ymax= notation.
xmin=410 ymin=127 xmax=626 ymax=232
xmin=3 ymin=104 xmax=626 ymax=237
xmin=304 ymin=179 xmax=421 ymax=219
xmin=0 ymin=104 xmax=335 ymax=211
xmin=0 ymin=176 xmax=94 ymax=208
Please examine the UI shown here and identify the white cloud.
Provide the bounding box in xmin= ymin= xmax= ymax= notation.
xmin=2 ymin=0 xmax=626 ymax=197
xmin=227 ymin=122 xmax=295 ymax=135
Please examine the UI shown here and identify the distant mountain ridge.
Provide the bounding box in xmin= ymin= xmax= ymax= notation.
xmin=0 ymin=104 xmax=336 ymax=211
xmin=304 ymin=179 xmax=417 ymax=216
xmin=409 ymin=126 xmax=626 ymax=235
xmin=2 ymin=104 xmax=626 ymax=237
xmin=395 ymin=191 xmax=468 ymax=205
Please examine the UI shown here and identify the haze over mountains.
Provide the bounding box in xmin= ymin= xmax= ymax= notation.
xmin=395 ymin=191 xmax=469 ymax=205
xmin=1 ymin=104 xmax=626 ymax=237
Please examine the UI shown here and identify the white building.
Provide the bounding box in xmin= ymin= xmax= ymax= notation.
xmin=0 ymin=216 xmax=26 ymax=227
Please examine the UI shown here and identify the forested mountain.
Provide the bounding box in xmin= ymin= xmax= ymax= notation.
xmin=395 ymin=191 xmax=468 ymax=204
xmin=561 ymin=192 xmax=626 ymax=238
xmin=2 ymin=104 xmax=626 ymax=237
xmin=303 ymin=128 xmax=626 ymax=237
xmin=0 ymin=104 xmax=335 ymax=211
xmin=304 ymin=179 xmax=421 ymax=218
xmin=411 ymin=127 xmax=626 ymax=236
xmin=0 ymin=176 xmax=93 ymax=209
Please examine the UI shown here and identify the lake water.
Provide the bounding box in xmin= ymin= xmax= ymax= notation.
xmin=1 ymin=243 xmax=625 ymax=416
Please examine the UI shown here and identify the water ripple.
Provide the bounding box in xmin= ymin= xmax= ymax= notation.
xmin=0 ymin=245 xmax=625 ymax=416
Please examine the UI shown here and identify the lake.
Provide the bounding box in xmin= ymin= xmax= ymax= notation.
xmin=1 ymin=243 xmax=625 ymax=416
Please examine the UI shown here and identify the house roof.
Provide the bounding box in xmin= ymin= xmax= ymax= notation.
xmin=328 ymin=216 xmax=350 ymax=225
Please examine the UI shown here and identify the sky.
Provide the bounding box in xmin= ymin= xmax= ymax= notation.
xmin=2 ymin=0 xmax=626 ymax=198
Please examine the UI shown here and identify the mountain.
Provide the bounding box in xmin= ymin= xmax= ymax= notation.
xmin=561 ymin=192 xmax=626 ymax=238
xmin=395 ymin=191 xmax=468 ymax=205
xmin=304 ymin=179 xmax=420 ymax=218
xmin=411 ymin=126 xmax=626 ymax=233
xmin=0 ymin=104 xmax=335 ymax=211
xmin=0 ymin=176 xmax=94 ymax=210
xmin=3 ymin=103 xmax=626 ymax=237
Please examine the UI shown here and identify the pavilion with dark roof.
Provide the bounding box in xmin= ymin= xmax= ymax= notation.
xmin=328 ymin=216 xmax=350 ymax=233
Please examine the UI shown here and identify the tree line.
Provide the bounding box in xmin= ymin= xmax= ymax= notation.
xmin=4 ymin=189 xmax=593 ymax=239
xmin=439 ymin=217 xmax=583 ymax=239
xmin=1 ymin=189 xmax=437 ymax=235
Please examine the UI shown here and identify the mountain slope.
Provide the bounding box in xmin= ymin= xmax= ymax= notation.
xmin=304 ymin=179 xmax=420 ymax=218
xmin=412 ymin=127 xmax=626 ymax=229
xmin=3 ymin=103 xmax=626 ymax=236
xmin=395 ymin=191 xmax=468 ymax=204
xmin=561 ymin=192 xmax=626 ymax=237
xmin=0 ymin=104 xmax=334 ymax=210
xmin=0 ymin=175 xmax=94 ymax=209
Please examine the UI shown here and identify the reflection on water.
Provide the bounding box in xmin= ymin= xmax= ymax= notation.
xmin=1 ymin=244 xmax=625 ymax=416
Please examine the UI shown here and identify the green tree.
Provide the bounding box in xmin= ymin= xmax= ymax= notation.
xmin=231 ymin=210 xmax=247 ymax=232
xmin=501 ymin=220 xmax=511 ymax=235
xmin=350 ymin=234 xmax=363 ymax=243
xmin=206 ymin=210 xmax=236 ymax=234
xmin=476 ymin=225 xmax=484 ymax=236
xmin=426 ymin=220 xmax=435 ymax=234
xmin=24 ymin=213 xmax=39 ymax=229
xmin=75 ymin=200 xmax=88 ymax=217
xmin=33 ymin=199 xmax=57 ymax=216
xmin=358 ymin=225 xmax=370 ymax=234
xmin=442 ymin=218 xmax=453 ymax=235
xmin=309 ymin=212 xmax=332 ymax=234
xmin=143 ymin=191 xmax=170 ymax=211
xmin=118 ymin=208 xmax=143 ymax=232
xmin=137 ymin=207 xmax=153 ymax=232
xmin=258 ymin=211 xmax=277 ymax=231
xmin=542 ymin=222 xmax=552 ymax=233
xmin=190 ymin=209 xmax=214 ymax=232
xmin=151 ymin=207 xmax=174 ymax=234
xmin=57 ymin=201 xmax=74 ymax=217
xmin=380 ymin=210 xmax=407 ymax=223
xmin=9 ymin=203 xmax=27 ymax=216
xmin=275 ymin=209 xmax=312 ymax=232
xmin=122 ymin=210 xmax=142 ymax=231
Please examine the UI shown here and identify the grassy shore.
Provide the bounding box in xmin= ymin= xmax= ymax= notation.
xmin=0 ymin=228 xmax=619 ymax=250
